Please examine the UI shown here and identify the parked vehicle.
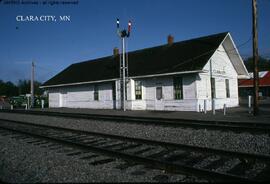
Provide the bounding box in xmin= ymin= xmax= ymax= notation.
xmin=9 ymin=96 xmax=27 ymax=108
xmin=9 ymin=95 xmax=48 ymax=108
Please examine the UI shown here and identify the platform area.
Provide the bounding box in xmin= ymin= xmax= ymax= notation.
xmin=28 ymin=104 xmax=270 ymax=124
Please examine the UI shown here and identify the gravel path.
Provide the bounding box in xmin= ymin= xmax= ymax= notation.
xmin=0 ymin=112 xmax=269 ymax=155
xmin=0 ymin=130 xmax=203 ymax=183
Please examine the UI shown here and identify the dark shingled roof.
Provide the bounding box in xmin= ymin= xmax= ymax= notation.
xmin=42 ymin=32 xmax=228 ymax=87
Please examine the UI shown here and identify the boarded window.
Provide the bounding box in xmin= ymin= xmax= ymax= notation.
xmin=225 ymin=79 xmax=230 ymax=98
xmin=94 ymin=85 xmax=99 ymax=101
xmin=174 ymin=77 xmax=183 ymax=100
xmin=135 ymin=81 xmax=142 ymax=100
xmin=211 ymin=78 xmax=216 ymax=98
xmin=156 ymin=87 xmax=163 ymax=100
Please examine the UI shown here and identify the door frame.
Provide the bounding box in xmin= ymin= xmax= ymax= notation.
xmin=155 ymin=86 xmax=164 ymax=110
xmin=59 ymin=92 xmax=67 ymax=107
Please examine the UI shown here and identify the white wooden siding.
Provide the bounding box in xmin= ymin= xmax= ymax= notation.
xmin=48 ymin=44 xmax=241 ymax=111
xmin=48 ymin=92 xmax=60 ymax=108
xmin=196 ymin=44 xmax=239 ymax=111
xmin=129 ymin=76 xmax=197 ymax=111
xmin=48 ymin=83 xmax=116 ymax=109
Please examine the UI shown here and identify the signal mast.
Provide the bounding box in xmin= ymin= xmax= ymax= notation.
xmin=117 ymin=18 xmax=131 ymax=111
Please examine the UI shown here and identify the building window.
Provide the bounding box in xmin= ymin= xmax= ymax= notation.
xmin=156 ymin=87 xmax=163 ymax=100
xmin=94 ymin=85 xmax=99 ymax=101
xmin=211 ymin=78 xmax=216 ymax=98
xmin=135 ymin=81 xmax=142 ymax=100
xmin=225 ymin=79 xmax=230 ymax=98
xmin=174 ymin=77 xmax=183 ymax=100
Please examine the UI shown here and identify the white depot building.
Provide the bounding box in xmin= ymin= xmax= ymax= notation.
xmin=41 ymin=32 xmax=249 ymax=111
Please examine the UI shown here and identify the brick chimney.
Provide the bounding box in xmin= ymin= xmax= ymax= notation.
xmin=167 ymin=34 xmax=174 ymax=45
xmin=113 ymin=47 xmax=119 ymax=56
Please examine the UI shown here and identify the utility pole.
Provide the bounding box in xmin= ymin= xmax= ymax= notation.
xmin=31 ymin=61 xmax=35 ymax=108
xmin=252 ymin=0 xmax=259 ymax=116
xmin=116 ymin=18 xmax=131 ymax=111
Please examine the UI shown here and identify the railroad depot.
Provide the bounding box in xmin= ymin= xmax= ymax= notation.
xmin=41 ymin=32 xmax=249 ymax=111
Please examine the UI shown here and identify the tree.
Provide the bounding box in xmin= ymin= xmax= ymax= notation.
xmin=0 ymin=80 xmax=19 ymax=97
xmin=34 ymin=81 xmax=43 ymax=96
xmin=17 ymin=80 xmax=43 ymax=96
xmin=0 ymin=79 xmax=43 ymax=97
xmin=18 ymin=79 xmax=30 ymax=95
xmin=244 ymin=56 xmax=270 ymax=72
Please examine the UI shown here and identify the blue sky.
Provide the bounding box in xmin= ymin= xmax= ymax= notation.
xmin=0 ymin=0 xmax=270 ymax=83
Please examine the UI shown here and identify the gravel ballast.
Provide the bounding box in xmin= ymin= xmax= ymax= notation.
xmin=0 ymin=131 xmax=203 ymax=183
xmin=0 ymin=112 xmax=269 ymax=155
xmin=0 ymin=112 xmax=269 ymax=182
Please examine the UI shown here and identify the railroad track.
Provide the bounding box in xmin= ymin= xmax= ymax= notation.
xmin=0 ymin=118 xmax=269 ymax=182
xmin=0 ymin=109 xmax=270 ymax=134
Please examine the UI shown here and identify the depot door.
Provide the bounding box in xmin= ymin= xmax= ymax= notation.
xmin=155 ymin=86 xmax=164 ymax=110
xmin=59 ymin=92 xmax=67 ymax=107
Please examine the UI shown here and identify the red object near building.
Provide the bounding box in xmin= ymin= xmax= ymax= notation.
xmin=239 ymin=71 xmax=270 ymax=97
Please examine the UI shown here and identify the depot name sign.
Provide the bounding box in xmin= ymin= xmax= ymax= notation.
xmin=213 ymin=69 xmax=226 ymax=75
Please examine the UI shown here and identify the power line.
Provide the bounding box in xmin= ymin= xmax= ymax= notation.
xmin=216 ymin=49 xmax=250 ymax=57
xmin=157 ymin=48 xmax=217 ymax=74
xmin=156 ymin=34 xmax=253 ymax=74
xmin=35 ymin=65 xmax=59 ymax=73
xmin=217 ymin=36 xmax=252 ymax=54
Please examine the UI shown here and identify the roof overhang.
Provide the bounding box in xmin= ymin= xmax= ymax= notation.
xmin=40 ymin=78 xmax=118 ymax=89
xmin=40 ymin=70 xmax=203 ymax=89
xmin=220 ymin=33 xmax=250 ymax=79
xmin=130 ymin=70 xmax=203 ymax=79
xmin=238 ymin=74 xmax=250 ymax=79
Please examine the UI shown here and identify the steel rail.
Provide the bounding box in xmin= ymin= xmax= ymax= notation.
xmin=0 ymin=119 xmax=267 ymax=182
xmin=0 ymin=118 xmax=270 ymax=161
xmin=1 ymin=109 xmax=270 ymax=134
